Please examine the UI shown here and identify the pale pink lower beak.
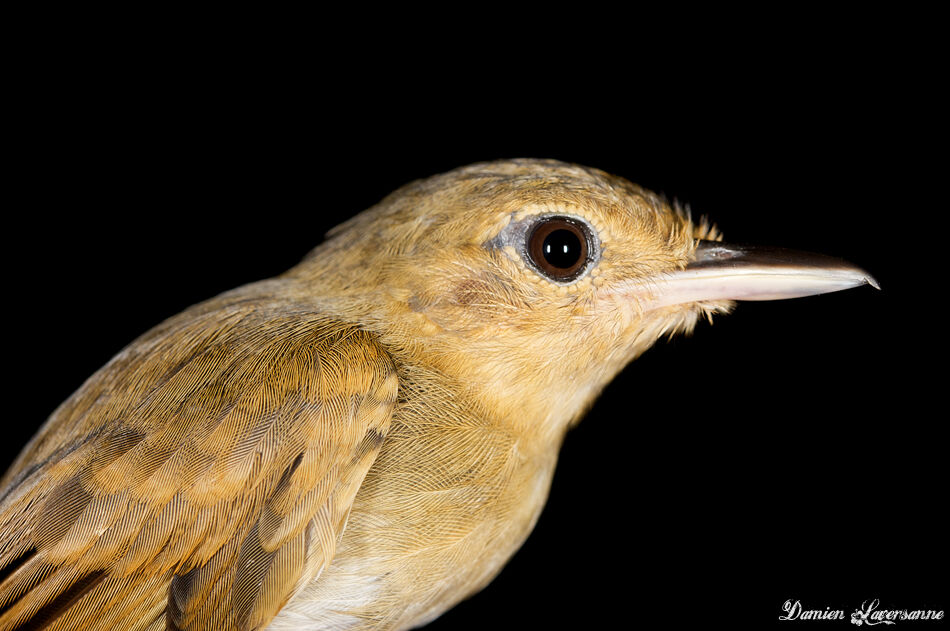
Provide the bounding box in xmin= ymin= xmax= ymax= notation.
xmin=637 ymin=240 xmax=879 ymax=311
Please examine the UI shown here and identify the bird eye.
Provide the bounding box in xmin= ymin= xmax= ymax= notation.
xmin=526 ymin=216 xmax=591 ymax=282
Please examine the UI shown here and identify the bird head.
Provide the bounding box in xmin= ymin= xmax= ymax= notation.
xmin=288 ymin=159 xmax=876 ymax=441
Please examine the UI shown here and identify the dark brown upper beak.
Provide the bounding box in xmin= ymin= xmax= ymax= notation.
xmin=633 ymin=240 xmax=879 ymax=310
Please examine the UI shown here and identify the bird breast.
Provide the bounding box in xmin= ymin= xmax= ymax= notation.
xmin=269 ymin=361 xmax=562 ymax=630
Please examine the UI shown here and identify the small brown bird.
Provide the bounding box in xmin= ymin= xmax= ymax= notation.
xmin=0 ymin=159 xmax=876 ymax=630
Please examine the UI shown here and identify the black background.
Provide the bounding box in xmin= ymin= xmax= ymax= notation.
xmin=3 ymin=14 xmax=944 ymax=630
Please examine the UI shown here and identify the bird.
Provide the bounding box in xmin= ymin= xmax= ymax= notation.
xmin=0 ymin=159 xmax=877 ymax=631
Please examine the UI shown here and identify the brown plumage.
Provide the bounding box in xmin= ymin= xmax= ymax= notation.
xmin=0 ymin=160 xmax=876 ymax=630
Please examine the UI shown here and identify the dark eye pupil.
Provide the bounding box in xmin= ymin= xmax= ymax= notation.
xmin=526 ymin=217 xmax=591 ymax=282
xmin=542 ymin=229 xmax=582 ymax=269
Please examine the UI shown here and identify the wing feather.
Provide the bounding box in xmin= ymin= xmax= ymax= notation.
xmin=0 ymin=294 xmax=398 ymax=631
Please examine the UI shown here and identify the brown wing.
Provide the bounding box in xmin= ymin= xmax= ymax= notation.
xmin=0 ymin=297 xmax=398 ymax=631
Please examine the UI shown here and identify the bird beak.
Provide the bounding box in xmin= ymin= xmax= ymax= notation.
xmin=635 ymin=240 xmax=880 ymax=311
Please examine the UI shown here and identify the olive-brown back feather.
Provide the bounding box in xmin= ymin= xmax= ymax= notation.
xmin=0 ymin=284 xmax=398 ymax=631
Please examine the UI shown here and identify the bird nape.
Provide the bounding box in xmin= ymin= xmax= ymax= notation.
xmin=0 ymin=159 xmax=877 ymax=631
